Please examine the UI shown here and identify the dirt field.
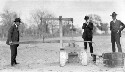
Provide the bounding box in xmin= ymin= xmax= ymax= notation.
xmin=0 ymin=35 xmax=125 ymax=72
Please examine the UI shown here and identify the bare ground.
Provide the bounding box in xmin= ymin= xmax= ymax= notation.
xmin=0 ymin=35 xmax=125 ymax=72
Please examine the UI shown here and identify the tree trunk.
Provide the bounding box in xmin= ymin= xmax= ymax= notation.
xmin=42 ymin=35 xmax=45 ymax=43
xmin=2 ymin=34 xmax=5 ymax=39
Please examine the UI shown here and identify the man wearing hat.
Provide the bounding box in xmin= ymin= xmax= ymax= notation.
xmin=110 ymin=12 xmax=125 ymax=52
xmin=82 ymin=16 xmax=93 ymax=54
xmin=6 ymin=18 xmax=21 ymax=66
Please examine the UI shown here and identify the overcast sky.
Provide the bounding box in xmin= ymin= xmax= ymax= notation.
xmin=0 ymin=0 xmax=125 ymax=27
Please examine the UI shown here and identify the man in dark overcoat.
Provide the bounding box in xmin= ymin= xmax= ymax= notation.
xmin=110 ymin=12 xmax=125 ymax=52
xmin=6 ymin=18 xmax=21 ymax=66
xmin=82 ymin=16 xmax=93 ymax=53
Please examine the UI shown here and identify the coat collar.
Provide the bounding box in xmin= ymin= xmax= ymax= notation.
xmin=14 ymin=23 xmax=18 ymax=28
xmin=112 ymin=19 xmax=117 ymax=23
xmin=13 ymin=23 xmax=18 ymax=30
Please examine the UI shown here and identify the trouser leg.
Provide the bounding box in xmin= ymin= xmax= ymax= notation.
xmin=84 ymin=38 xmax=87 ymax=50
xmin=116 ymin=34 xmax=122 ymax=52
xmin=14 ymin=46 xmax=17 ymax=63
xmin=10 ymin=45 xmax=17 ymax=65
xmin=111 ymin=34 xmax=116 ymax=52
xmin=112 ymin=41 xmax=116 ymax=52
xmin=88 ymin=38 xmax=93 ymax=53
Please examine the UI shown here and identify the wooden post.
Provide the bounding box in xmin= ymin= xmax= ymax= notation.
xmin=41 ymin=17 xmax=73 ymax=48
xmin=59 ymin=16 xmax=63 ymax=48
xmin=71 ymin=21 xmax=73 ymax=40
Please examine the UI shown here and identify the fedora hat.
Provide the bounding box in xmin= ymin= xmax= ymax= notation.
xmin=84 ymin=16 xmax=89 ymax=20
xmin=110 ymin=12 xmax=117 ymax=16
xmin=14 ymin=18 xmax=21 ymax=23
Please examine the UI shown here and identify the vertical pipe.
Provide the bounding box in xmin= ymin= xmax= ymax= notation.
xmin=59 ymin=16 xmax=63 ymax=48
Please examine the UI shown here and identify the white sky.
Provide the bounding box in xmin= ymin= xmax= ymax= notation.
xmin=0 ymin=0 xmax=125 ymax=28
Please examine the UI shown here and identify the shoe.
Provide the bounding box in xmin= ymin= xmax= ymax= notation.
xmin=11 ymin=63 xmax=15 ymax=67
xmin=91 ymin=54 xmax=93 ymax=56
xmin=15 ymin=62 xmax=19 ymax=65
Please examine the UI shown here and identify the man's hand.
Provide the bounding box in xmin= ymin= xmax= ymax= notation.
xmin=9 ymin=41 xmax=13 ymax=45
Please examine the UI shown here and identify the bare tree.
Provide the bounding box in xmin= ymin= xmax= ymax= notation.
xmin=30 ymin=9 xmax=45 ymax=25
xmin=88 ymin=14 xmax=108 ymax=34
xmin=30 ymin=9 xmax=56 ymax=42
xmin=19 ymin=22 xmax=27 ymax=37
xmin=0 ymin=9 xmax=18 ymax=38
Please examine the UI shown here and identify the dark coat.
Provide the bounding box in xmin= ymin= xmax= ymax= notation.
xmin=6 ymin=24 xmax=19 ymax=46
xmin=82 ymin=22 xmax=93 ymax=39
xmin=110 ymin=20 xmax=125 ymax=42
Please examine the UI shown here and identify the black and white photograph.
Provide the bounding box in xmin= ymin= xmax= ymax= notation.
xmin=0 ymin=0 xmax=125 ymax=72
